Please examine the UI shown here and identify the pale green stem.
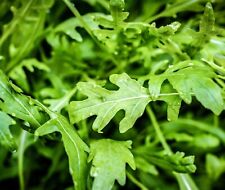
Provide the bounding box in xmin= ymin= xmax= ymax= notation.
xmin=18 ymin=130 xmax=27 ymax=190
xmin=146 ymin=105 xmax=199 ymax=190
xmin=146 ymin=106 xmax=172 ymax=154
xmin=202 ymin=58 xmax=225 ymax=75
xmin=126 ymin=171 xmax=149 ymax=190
xmin=213 ymin=115 xmax=219 ymax=128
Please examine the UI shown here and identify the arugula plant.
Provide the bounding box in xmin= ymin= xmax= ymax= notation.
xmin=0 ymin=0 xmax=225 ymax=190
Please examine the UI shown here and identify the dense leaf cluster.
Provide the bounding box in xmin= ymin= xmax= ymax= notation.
xmin=0 ymin=0 xmax=225 ymax=190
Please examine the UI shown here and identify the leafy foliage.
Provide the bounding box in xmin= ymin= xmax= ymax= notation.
xmin=69 ymin=73 xmax=150 ymax=133
xmin=0 ymin=70 xmax=44 ymax=130
xmin=88 ymin=139 xmax=135 ymax=190
xmin=0 ymin=111 xmax=16 ymax=151
xmin=35 ymin=109 xmax=89 ymax=190
xmin=0 ymin=0 xmax=225 ymax=190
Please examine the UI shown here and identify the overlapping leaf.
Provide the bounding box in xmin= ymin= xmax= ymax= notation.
xmin=69 ymin=73 xmax=151 ymax=133
xmin=35 ymin=112 xmax=89 ymax=190
xmin=148 ymin=63 xmax=224 ymax=116
xmin=168 ymin=65 xmax=224 ymax=115
xmin=88 ymin=139 xmax=135 ymax=190
xmin=1 ymin=0 xmax=54 ymax=72
xmin=9 ymin=58 xmax=49 ymax=92
xmin=0 ymin=111 xmax=16 ymax=151
xmin=0 ymin=70 xmax=44 ymax=129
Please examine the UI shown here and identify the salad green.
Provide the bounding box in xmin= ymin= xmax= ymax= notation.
xmin=0 ymin=0 xmax=225 ymax=189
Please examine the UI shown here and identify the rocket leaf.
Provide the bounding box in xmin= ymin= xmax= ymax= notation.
xmin=35 ymin=112 xmax=89 ymax=190
xmin=88 ymin=139 xmax=135 ymax=190
xmin=0 ymin=111 xmax=16 ymax=151
xmin=69 ymin=73 xmax=151 ymax=133
xmin=0 ymin=70 xmax=44 ymax=129
xmin=168 ymin=66 xmax=224 ymax=115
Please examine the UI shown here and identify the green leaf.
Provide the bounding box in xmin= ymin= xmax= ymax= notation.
xmin=168 ymin=66 xmax=224 ymax=114
xmin=109 ymin=0 xmax=128 ymax=26
xmin=1 ymin=0 xmax=54 ymax=72
xmin=200 ymin=2 xmax=215 ymax=35
xmin=160 ymin=95 xmax=182 ymax=121
xmin=35 ymin=113 xmax=89 ymax=190
xmin=88 ymin=139 xmax=135 ymax=190
xmin=191 ymin=77 xmax=224 ymax=115
xmin=44 ymin=87 xmax=77 ymax=113
xmin=69 ymin=73 xmax=150 ymax=133
xmin=148 ymin=74 xmax=166 ymax=100
xmin=0 ymin=70 xmax=44 ymax=129
xmin=206 ymin=154 xmax=225 ymax=181
xmin=145 ymin=0 xmax=205 ymax=23
xmin=0 ymin=111 xmax=16 ymax=151
xmin=191 ymin=134 xmax=220 ymax=149
xmin=47 ymin=13 xmax=100 ymax=47
xmin=135 ymin=157 xmax=158 ymax=175
xmin=166 ymin=132 xmax=193 ymax=142
xmin=9 ymin=58 xmax=50 ymax=92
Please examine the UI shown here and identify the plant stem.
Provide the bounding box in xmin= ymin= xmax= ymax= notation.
xmin=202 ymin=58 xmax=225 ymax=75
xmin=146 ymin=106 xmax=172 ymax=154
xmin=146 ymin=105 xmax=199 ymax=190
xmin=18 ymin=130 xmax=27 ymax=190
xmin=62 ymin=0 xmax=118 ymax=66
xmin=126 ymin=171 xmax=149 ymax=190
xmin=6 ymin=11 xmax=46 ymax=73
xmin=0 ymin=0 xmax=34 ymax=47
xmin=144 ymin=0 xmax=201 ymax=23
xmin=49 ymin=86 xmax=77 ymax=112
xmin=63 ymin=0 xmax=94 ymax=39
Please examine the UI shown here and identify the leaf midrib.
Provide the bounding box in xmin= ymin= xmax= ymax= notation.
xmin=74 ymin=95 xmax=150 ymax=113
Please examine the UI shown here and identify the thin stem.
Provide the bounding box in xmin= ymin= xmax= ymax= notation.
xmin=18 ymin=130 xmax=27 ymax=190
xmin=217 ymin=75 xmax=225 ymax=80
xmin=146 ymin=105 xmax=199 ymax=190
xmin=202 ymin=58 xmax=225 ymax=75
xmin=63 ymin=0 xmax=90 ymax=33
xmin=6 ymin=12 xmax=45 ymax=73
xmin=213 ymin=115 xmax=219 ymax=128
xmin=159 ymin=92 xmax=180 ymax=97
xmin=144 ymin=0 xmax=200 ymax=23
xmin=62 ymin=0 xmax=118 ymax=66
xmin=146 ymin=105 xmax=172 ymax=154
xmin=49 ymin=86 xmax=77 ymax=112
xmin=0 ymin=0 xmax=34 ymax=47
xmin=126 ymin=171 xmax=149 ymax=190
xmin=62 ymin=0 xmax=97 ymax=43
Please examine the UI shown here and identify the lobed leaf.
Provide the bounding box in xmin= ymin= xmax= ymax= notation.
xmin=9 ymin=58 xmax=49 ymax=92
xmin=88 ymin=139 xmax=135 ymax=190
xmin=69 ymin=73 xmax=151 ymax=133
xmin=0 ymin=70 xmax=44 ymax=129
xmin=168 ymin=66 xmax=224 ymax=115
xmin=35 ymin=113 xmax=89 ymax=190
